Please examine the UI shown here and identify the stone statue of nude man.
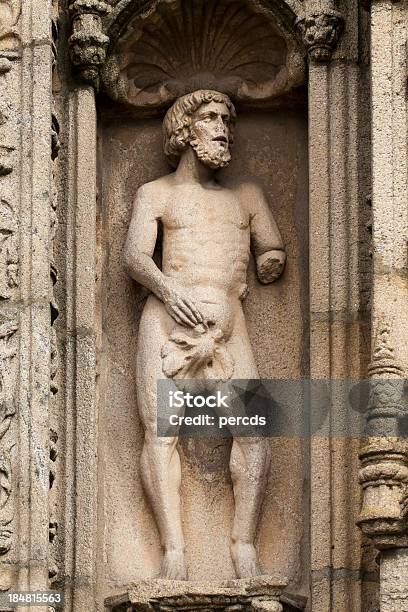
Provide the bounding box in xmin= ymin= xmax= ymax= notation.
xmin=124 ymin=90 xmax=286 ymax=581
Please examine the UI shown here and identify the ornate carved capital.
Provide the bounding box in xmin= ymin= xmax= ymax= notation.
xmin=69 ymin=0 xmax=111 ymax=90
xmin=296 ymin=10 xmax=344 ymax=62
xmin=357 ymin=325 xmax=408 ymax=549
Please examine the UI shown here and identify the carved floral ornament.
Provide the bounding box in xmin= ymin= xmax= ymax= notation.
xmin=0 ymin=0 xmax=21 ymax=51
xmin=0 ymin=313 xmax=18 ymax=557
xmin=0 ymin=0 xmax=21 ymax=73
xmin=0 ymin=199 xmax=18 ymax=300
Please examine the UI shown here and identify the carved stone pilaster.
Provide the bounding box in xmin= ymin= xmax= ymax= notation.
xmin=357 ymin=326 xmax=408 ymax=549
xmin=0 ymin=0 xmax=55 ymax=596
xmin=69 ymin=0 xmax=111 ymax=90
xmin=296 ymin=11 xmax=344 ymax=62
xmin=0 ymin=2 xmax=21 ymax=579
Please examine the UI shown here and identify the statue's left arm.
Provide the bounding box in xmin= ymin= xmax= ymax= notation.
xmin=247 ymin=184 xmax=286 ymax=284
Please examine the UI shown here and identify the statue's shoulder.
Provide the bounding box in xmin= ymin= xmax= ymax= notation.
xmin=226 ymin=179 xmax=265 ymax=210
xmin=137 ymin=173 xmax=175 ymax=196
xmin=135 ymin=174 xmax=175 ymax=214
xmin=231 ymin=178 xmax=263 ymax=193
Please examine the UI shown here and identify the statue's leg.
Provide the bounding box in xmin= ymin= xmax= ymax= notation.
xmin=227 ymin=307 xmax=271 ymax=578
xmin=136 ymin=295 xmax=187 ymax=580
xmin=229 ymin=436 xmax=270 ymax=578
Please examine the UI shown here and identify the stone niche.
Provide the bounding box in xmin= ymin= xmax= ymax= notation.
xmin=97 ymin=0 xmax=309 ymax=605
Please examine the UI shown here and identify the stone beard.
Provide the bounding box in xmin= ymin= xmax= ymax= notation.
xmin=124 ymin=89 xmax=286 ymax=581
xmin=190 ymin=132 xmax=231 ymax=169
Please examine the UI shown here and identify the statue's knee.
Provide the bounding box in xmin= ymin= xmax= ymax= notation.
xmin=142 ymin=418 xmax=158 ymax=439
xmin=144 ymin=425 xmax=178 ymax=449
xmin=230 ymin=437 xmax=270 ymax=473
xmin=233 ymin=436 xmax=269 ymax=451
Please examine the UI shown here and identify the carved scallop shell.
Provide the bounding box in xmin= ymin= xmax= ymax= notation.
xmin=102 ymin=0 xmax=305 ymax=111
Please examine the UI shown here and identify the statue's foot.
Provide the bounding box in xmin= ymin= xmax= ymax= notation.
xmin=231 ymin=540 xmax=262 ymax=578
xmin=160 ymin=549 xmax=188 ymax=580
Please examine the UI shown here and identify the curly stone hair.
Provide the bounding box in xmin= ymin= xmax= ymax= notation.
xmin=163 ymin=90 xmax=236 ymax=167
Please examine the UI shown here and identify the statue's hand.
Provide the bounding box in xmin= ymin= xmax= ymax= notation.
xmin=161 ymin=279 xmax=204 ymax=328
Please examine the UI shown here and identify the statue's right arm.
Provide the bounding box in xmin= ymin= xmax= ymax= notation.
xmin=123 ymin=185 xmax=167 ymax=300
xmin=123 ymin=185 xmax=203 ymax=327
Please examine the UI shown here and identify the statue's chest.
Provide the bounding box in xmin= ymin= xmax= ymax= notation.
xmin=164 ymin=192 xmax=249 ymax=231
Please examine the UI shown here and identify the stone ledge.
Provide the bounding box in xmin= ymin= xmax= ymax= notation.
xmin=104 ymin=576 xmax=298 ymax=612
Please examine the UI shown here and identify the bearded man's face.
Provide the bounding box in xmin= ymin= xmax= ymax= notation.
xmin=189 ymin=100 xmax=232 ymax=169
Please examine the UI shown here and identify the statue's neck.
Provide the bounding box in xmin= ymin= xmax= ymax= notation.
xmin=175 ymin=147 xmax=216 ymax=186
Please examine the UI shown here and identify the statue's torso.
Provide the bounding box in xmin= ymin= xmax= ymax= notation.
xmin=161 ymin=184 xmax=250 ymax=301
